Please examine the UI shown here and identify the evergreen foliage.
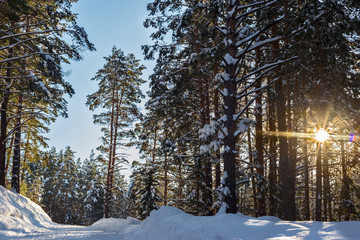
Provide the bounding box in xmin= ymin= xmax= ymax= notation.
xmin=3 ymin=0 xmax=360 ymax=225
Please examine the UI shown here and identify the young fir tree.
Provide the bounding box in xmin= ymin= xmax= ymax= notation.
xmin=82 ymin=150 xmax=105 ymax=225
xmin=40 ymin=148 xmax=59 ymax=220
xmin=40 ymin=147 xmax=83 ymax=224
xmin=130 ymin=160 xmax=161 ymax=220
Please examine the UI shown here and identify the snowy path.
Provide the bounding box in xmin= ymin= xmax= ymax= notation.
xmin=0 ymin=223 xmax=130 ymax=239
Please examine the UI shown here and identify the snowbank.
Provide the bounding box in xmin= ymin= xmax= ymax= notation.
xmin=129 ymin=206 xmax=360 ymax=240
xmin=0 ymin=186 xmax=54 ymax=232
xmin=0 ymin=186 xmax=359 ymax=239
xmin=91 ymin=216 xmax=141 ymax=233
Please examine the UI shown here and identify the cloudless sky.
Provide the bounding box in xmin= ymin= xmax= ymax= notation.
xmin=45 ymin=0 xmax=155 ymax=176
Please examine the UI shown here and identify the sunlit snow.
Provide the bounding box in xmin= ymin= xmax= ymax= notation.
xmin=0 ymin=186 xmax=359 ymax=240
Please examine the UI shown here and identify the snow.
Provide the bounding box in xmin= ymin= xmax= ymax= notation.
xmin=198 ymin=124 xmax=216 ymax=140
xmin=91 ymin=217 xmax=140 ymax=233
xmin=1 ymin=186 xmax=360 ymax=239
xmin=223 ymin=53 xmax=238 ymax=65
xmin=200 ymin=145 xmax=210 ymax=155
xmin=226 ymin=6 xmax=236 ymax=18
xmin=221 ymin=171 xmax=228 ymax=185
xmin=0 ymin=186 xmax=53 ymax=229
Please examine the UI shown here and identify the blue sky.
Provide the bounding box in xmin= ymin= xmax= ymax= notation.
xmin=45 ymin=0 xmax=155 ymax=165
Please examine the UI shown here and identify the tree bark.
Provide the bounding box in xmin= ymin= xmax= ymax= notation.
xmin=0 ymin=47 xmax=13 ymax=187
xmin=11 ymin=94 xmax=23 ymax=193
xmin=323 ymin=143 xmax=330 ymax=221
xmin=0 ymin=62 xmax=13 ymax=187
xmin=302 ymin=71 xmax=310 ymax=220
xmin=272 ymin=23 xmax=290 ymax=220
xmin=196 ymin=30 xmax=213 ymax=214
xmin=255 ymin=48 xmax=265 ymax=216
xmin=286 ymin=76 xmax=297 ymax=221
xmin=222 ymin=0 xmax=238 ymax=214
xmin=214 ymin=64 xmax=221 ymax=190
xmin=204 ymin=73 xmax=213 ymax=215
xmin=5 ymin=130 xmax=15 ymax=178
xmin=315 ymin=142 xmax=322 ymax=221
xmin=246 ymin=95 xmax=258 ymax=216
xmin=164 ymin=151 xmax=168 ymax=206
xmin=341 ymin=141 xmax=350 ymax=221
xmin=104 ymin=84 xmax=116 ymax=218
xmin=303 ymin=114 xmax=310 ymax=220
xmin=20 ymin=129 xmax=31 ymax=182
xmin=108 ymin=88 xmax=124 ymax=214
xmin=268 ymin=81 xmax=277 ymax=216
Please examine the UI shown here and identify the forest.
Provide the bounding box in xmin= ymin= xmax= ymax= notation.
xmin=1 ymin=0 xmax=360 ymax=226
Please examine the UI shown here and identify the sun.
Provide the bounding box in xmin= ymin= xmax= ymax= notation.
xmin=315 ymin=129 xmax=329 ymax=142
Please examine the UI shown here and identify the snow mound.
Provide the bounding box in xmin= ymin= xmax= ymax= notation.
xmin=0 ymin=187 xmax=359 ymax=239
xmin=91 ymin=216 xmax=141 ymax=233
xmin=129 ymin=206 xmax=359 ymax=240
xmin=0 ymin=186 xmax=54 ymax=232
xmin=131 ymin=206 xmax=251 ymax=240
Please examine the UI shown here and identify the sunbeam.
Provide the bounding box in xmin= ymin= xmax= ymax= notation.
xmin=265 ymin=130 xmax=357 ymax=143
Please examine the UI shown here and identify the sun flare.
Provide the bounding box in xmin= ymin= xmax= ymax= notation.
xmin=315 ymin=129 xmax=329 ymax=142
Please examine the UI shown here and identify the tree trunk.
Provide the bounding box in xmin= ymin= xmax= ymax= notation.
xmin=177 ymin=156 xmax=183 ymax=209
xmin=163 ymin=129 xmax=168 ymax=206
xmin=286 ymin=76 xmax=297 ymax=221
xmin=164 ymin=151 xmax=168 ymax=206
xmin=214 ymin=64 xmax=221 ymax=190
xmin=255 ymin=48 xmax=265 ymax=216
xmin=196 ymin=30 xmax=213 ymax=214
xmin=341 ymin=141 xmax=350 ymax=221
xmin=204 ymin=73 xmax=213 ymax=215
xmin=303 ymin=118 xmax=310 ymax=220
xmin=108 ymin=88 xmax=124 ymax=213
xmin=21 ymin=129 xmax=31 ymax=182
xmin=323 ymin=143 xmax=330 ymax=221
xmin=302 ymin=71 xmax=310 ymax=220
xmin=104 ymin=85 xmax=116 ymax=218
xmin=5 ymin=130 xmax=15 ymax=178
xmin=222 ymin=0 xmax=238 ymax=214
xmin=0 ymin=48 xmax=13 ymax=187
xmin=246 ymin=95 xmax=257 ymax=216
xmin=315 ymin=142 xmax=322 ymax=221
xmin=268 ymin=81 xmax=277 ymax=216
xmin=11 ymin=94 xmax=23 ymax=193
xmin=272 ymin=23 xmax=290 ymax=220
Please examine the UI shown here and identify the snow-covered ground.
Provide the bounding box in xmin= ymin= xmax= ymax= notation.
xmin=0 ymin=186 xmax=359 ymax=240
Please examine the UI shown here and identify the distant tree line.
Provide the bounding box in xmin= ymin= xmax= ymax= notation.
xmin=24 ymin=147 xmax=129 ymax=225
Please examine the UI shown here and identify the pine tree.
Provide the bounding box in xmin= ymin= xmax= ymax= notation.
xmin=87 ymin=46 xmax=145 ymax=218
